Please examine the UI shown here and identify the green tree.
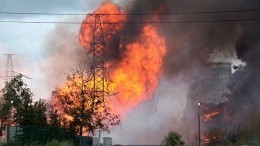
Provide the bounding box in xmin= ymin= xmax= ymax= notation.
xmin=0 ymin=98 xmax=12 ymax=131
xmin=33 ymin=99 xmax=48 ymax=126
xmin=0 ymin=74 xmax=49 ymax=144
xmin=47 ymin=104 xmax=62 ymax=128
xmin=13 ymin=89 xmax=34 ymax=126
xmin=1 ymin=74 xmax=32 ymax=126
xmin=161 ymin=131 xmax=185 ymax=146
xmin=1 ymin=74 xmax=48 ymax=127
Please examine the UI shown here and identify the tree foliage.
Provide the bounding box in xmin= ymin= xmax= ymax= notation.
xmin=161 ymin=131 xmax=185 ymax=146
xmin=51 ymin=62 xmax=121 ymax=136
xmin=0 ymin=74 xmax=34 ymax=126
xmin=47 ymin=104 xmax=62 ymax=128
xmin=0 ymin=74 xmax=49 ymax=144
xmin=0 ymin=74 xmax=48 ymax=127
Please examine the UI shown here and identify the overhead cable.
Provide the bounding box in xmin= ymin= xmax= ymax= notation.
xmin=0 ymin=18 xmax=259 ymax=25
xmin=0 ymin=9 xmax=260 ymax=16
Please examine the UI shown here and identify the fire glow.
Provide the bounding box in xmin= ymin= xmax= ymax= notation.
xmin=110 ymin=25 xmax=166 ymax=114
xmin=203 ymin=111 xmax=221 ymax=122
xmin=56 ymin=1 xmax=167 ymax=116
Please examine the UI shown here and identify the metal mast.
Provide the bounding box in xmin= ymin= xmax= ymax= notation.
xmin=4 ymin=54 xmax=16 ymax=83
xmin=89 ymin=15 xmax=107 ymax=109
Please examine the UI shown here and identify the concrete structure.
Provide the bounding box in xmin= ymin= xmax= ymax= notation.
xmin=103 ymin=137 xmax=112 ymax=146
xmin=93 ymin=137 xmax=100 ymax=146
xmin=5 ymin=126 xmax=22 ymax=143
xmin=201 ymin=62 xmax=232 ymax=104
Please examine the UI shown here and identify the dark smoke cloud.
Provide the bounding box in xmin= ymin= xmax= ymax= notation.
xmin=106 ymin=0 xmax=260 ymax=144
xmin=225 ymin=22 xmax=260 ymax=125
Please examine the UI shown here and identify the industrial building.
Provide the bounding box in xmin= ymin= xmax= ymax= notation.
xmin=201 ymin=62 xmax=232 ymax=104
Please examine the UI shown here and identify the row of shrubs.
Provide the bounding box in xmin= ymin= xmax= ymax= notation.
xmin=0 ymin=140 xmax=74 ymax=146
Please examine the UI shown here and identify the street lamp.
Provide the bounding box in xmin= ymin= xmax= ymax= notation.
xmin=198 ymin=102 xmax=201 ymax=146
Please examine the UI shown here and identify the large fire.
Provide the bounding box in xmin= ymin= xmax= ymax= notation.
xmin=110 ymin=25 xmax=166 ymax=114
xmin=79 ymin=2 xmax=126 ymax=50
xmin=56 ymin=1 xmax=167 ymax=116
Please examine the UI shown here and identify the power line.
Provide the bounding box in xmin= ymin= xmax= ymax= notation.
xmin=0 ymin=20 xmax=80 ymax=24
xmin=0 ymin=18 xmax=259 ymax=25
xmin=0 ymin=9 xmax=260 ymax=16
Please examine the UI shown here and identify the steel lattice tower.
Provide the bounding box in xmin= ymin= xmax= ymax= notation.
xmin=89 ymin=15 xmax=107 ymax=110
xmin=80 ymin=14 xmax=117 ymax=136
xmin=4 ymin=54 xmax=16 ymax=83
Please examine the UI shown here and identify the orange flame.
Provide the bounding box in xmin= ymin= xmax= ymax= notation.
xmin=110 ymin=25 xmax=166 ymax=114
xmin=202 ymin=132 xmax=222 ymax=144
xmin=203 ymin=111 xmax=220 ymax=122
xmin=75 ymin=2 xmax=166 ymax=116
xmin=79 ymin=1 xmax=126 ymax=50
xmin=202 ymin=135 xmax=211 ymax=144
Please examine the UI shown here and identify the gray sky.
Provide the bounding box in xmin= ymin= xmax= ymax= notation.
xmin=0 ymin=0 xmax=103 ymax=99
xmin=1 ymin=0 xmax=90 ymax=12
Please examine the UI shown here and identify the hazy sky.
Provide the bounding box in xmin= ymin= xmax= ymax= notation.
xmin=0 ymin=0 xmax=104 ymax=100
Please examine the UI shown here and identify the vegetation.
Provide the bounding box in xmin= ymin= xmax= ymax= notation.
xmin=0 ymin=74 xmax=47 ymax=127
xmin=46 ymin=139 xmax=74 ymax=146
xmin=203 ymin=114 xmax=260 ymax=146
xmin=51 ymin=62 xmax=121 ymax=136
xmin=0 ymin=62 xmax=121 ymax=145
xmin=0 ymin=141 xmax=18 ymax=146
xmin=0 ymin=140 xmax=74 ymax=146
xmin=161 ymin=131 xmax=185 ymax=146
xmin=0 ymin=75 xmax=77 ymax=145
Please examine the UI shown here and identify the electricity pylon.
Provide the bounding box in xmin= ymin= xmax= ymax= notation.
xmin=0 ymin=54 xmax=31 ymax=83
xmin=89 ymin=15 xmax=107 ymax=106
xmin=4 ymin=54 xmax=16 ymax=83
xmin=81 ymin=15 xmax=118 ymax=136
xmin=81 ymin=15 xmax=116 ymax=108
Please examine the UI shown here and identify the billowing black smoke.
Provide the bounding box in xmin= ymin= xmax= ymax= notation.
xmin=120 ymin=0 xmax=260 ymax=114
xmin=107 ymin=0 xmax=260 ymax=144
xmin=226 ymin=26 xmax=260 ymax=125
xmin=94 ymin=0 xmax=260 ymax=144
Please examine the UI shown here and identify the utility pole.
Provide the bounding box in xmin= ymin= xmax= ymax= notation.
xmin=198 ymin=102 xmax=201 ymax=146
xmin=188 ymin=120 xmax=190 ymax=146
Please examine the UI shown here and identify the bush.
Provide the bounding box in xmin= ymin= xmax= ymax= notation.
xmin=46 ymin=139 xmax=74 ymax=146
xmin=0 ymin=141 xmax=19 ymax=146
xmin=162 ymin=130 xmax=185 ymax=146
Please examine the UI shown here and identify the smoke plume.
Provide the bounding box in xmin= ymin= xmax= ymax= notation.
xmin=103 ymin=0 xmax=260 ymax=144
xmin=42 ymin=0 xmax=260 ymax=144
xmin=41 ymin=19 xmax=87 ymax=98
